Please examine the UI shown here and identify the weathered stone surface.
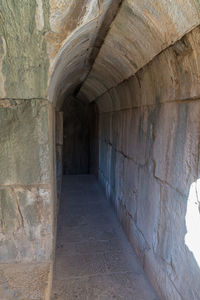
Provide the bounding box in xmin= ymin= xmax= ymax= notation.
xmin=97 ymin=27 xmax=200 ymax=299
xmin=78 ymin=0 xmax=200 ymax=101
xmin=153 ymin=101 xmax=200 ymax=195
xmin=1 ymin=1 xmax=200 ymax=299
xmin=98 ymin=100 xmax=200 ymax=299
xmin=97 ymin=27 xmax=200 ymax=113
xmin=0 ymin=100 xmax=50 ymax=185
xmin=0 ymin=0 xmax=50 ymax=99
xmin=1 ymin=0 xmax=199 ymax=103
xmin=48 ymin=0 xmax=121 ymax=107
xmin=0 ymin=186 xmax=52 ymax=263
xmin=0 ymin=99 xmax=54 ymax=299
xmin=56 ymin=111 xmax=63 ymax=203
xmin=0 ymin=262 xmax=51 ymax=300
xmin=0 ymin=0 xmax=121 ymax=100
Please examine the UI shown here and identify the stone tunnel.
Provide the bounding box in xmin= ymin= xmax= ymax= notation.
xmin=1 ymin=0 xmax=200 ymax=299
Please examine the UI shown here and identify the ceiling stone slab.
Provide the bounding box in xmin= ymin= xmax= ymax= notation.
xmin=48 ymin=0 xmax=122 ymax=108
xmin=78 ymin=0 xmax=200 ymax=102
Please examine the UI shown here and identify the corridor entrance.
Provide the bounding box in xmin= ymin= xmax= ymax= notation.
xmin=51 ymin=175 xmax=158 ymax=299
xmin=2 ymin=1 xmax=200 ymax=299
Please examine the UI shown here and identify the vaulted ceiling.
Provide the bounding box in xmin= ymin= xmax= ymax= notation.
xmin=48 ymin=0 xmax=200 ymax=108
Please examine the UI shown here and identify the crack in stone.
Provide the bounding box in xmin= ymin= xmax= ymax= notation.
xmin=10 ymin=188 xmax=24 ymax=229
xmin=0 ymin=183 xmax=50 ymax=190
xmin=0 ymin=97 xmax=48 ymax=101
xmin=167 ymin=274 xmax=184 ymax=300
xmin=98 ymin=97 xmax=200 ymax=115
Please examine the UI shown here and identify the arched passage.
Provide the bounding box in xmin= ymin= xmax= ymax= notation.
xmin=48 ymin=1 xmax=200 ymax=299
xmin=1 ymin=1 xmax=200 ymax=299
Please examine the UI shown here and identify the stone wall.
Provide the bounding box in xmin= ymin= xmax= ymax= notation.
xmin=0 ymin=2 xmax=58 ymax=298
xmin=96 ymin=27 xmax=200 ymax=300
xmin=1 ymin=1 xmax=200 ymax=299
xmin=56 ymin=111 xmax=63 ymax=209
xmin=0 ymin=99 xmax=55 ymax=299
xmin=88 ymin=102 xmax=99 ymax=176
xmin=78 ymin=0 xmax=200 ymax=101
xmin=0 ymin=2 xmax=113 ymax=298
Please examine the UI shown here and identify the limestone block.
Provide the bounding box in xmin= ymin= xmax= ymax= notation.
xmin=0 ymin=262 xmax=51 ymax=300
xmin=121 ymin=158 xmax=138 ymax=218
xmin=153 ymin=101 xmax=200 ymax=195
xmin=97 ymin=93 xmax=113 ymax=113
xmin=0 ymin=0 xmax=50 ymax=98
xmin=0 ymin=186 xmax=52 ymax=263
xmin=121 ymin=106 xmax=155 ymax=166
xmin=97 ymin=27 xmax=200 ymax=114
xmin=144 ymin=249 xmax=182 ymax=300
xmin=150 ymin=186 xmax=200 ymax=300
xmin=48 ymin=0 xmax=121 ymax=106
xmin=127 ymin=217 xmax=151 ymax=263
xmin=98 ymin=92 xmax=200 ymax=300
xmin=111 ymin=151 xmax=124 ymax=207
xmin=79 ymin=0 xmax=200 ymax=101
xmin=136 ymin=168 xmax=160 ymax=250
xmin=0 ymin=100 xmax=50 ymax=185
xmin=156 ymin=186 xmax=186 ymax=265
xmin=99 ymin=113 xmax=112 ymax=143
xmin=133 ymin=27 xmax=200 ymax=107
xmin=111 ymin=111 xmax=123 ymax=151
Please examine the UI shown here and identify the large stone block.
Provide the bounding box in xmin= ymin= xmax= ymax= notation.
xmin=98 ymin=90 xmax=200 ymax=300
xmin=0 ymin=262 xmax=51 ymax=300
xmin=0 ymin=186 xmax=52 ymax=263
xmin=0 ymin=0 xmax=50 ymax=99
xmin=147 ymin=185 xmax=200 ymax=300
xmin=121 ymin=157 xmax=138 ymax=218
xmin=144 ymin=249 xmax=182 ymax=300
xmin=0 ymin=100 xmax=50 ymax=185
xmin=153 ymin=101 xmax=200 ymax=195
xmin=79 ymin=0 xmax=200 ymax=101
xmin=136 ymin=167 xmax=160 ymax=250
xmin=122 ymin=106 xmax=157 ymax=166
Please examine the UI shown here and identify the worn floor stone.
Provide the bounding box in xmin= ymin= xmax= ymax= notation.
xmin=51 ymin=175 xmax=158 ymax=300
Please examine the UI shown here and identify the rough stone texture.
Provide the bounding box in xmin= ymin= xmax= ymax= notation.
xmin=95 ymin=26 xmax=200 ymax=112
xmin=47 ymin=0 xmax=121 ymax=71
xmin=56 ymin=111 xmax=63 ymax=203
xmin=96 ymin=27 xmax=200 ymax=300
xmin=78 ymin=0 xmax=200 ymax=101
xmin=0 ymin=0 xmax=50 ymax=99
xmin=0 ymin=262 xmax=51 ymax=300
xmin=1 ymin=1 xmax=200 ymax=299
xmin=1 ymin=0 xmax=200 ymax=102
xmin=88 ymin=102 xmax=99 ymax=176
xmin=0 ymin=100 xmax=54 ymax=299
xmin=0 ymin=100 xmax=50 ymax=185
xmin=0 ymin=186 xmax=52 ymax=262
xmin=0 ymin=0 xmax=121 ymax=100
xmin=48 ymin=0 xmax=121 ymax=107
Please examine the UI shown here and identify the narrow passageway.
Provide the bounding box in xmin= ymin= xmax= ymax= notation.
xmin=52 ymin=175 xmax=158 ymax=300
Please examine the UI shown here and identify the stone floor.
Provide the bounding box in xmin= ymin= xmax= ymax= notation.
xmin=51 ymin=175 xmax=159 ymax=300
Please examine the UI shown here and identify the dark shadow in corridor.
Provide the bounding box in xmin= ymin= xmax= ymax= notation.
xmin=62 ymin=97 xmax=99 ymax=175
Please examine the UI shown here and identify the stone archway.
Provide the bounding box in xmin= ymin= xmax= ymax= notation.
xmin=1 ymin=1 xmax=200 ymax=299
